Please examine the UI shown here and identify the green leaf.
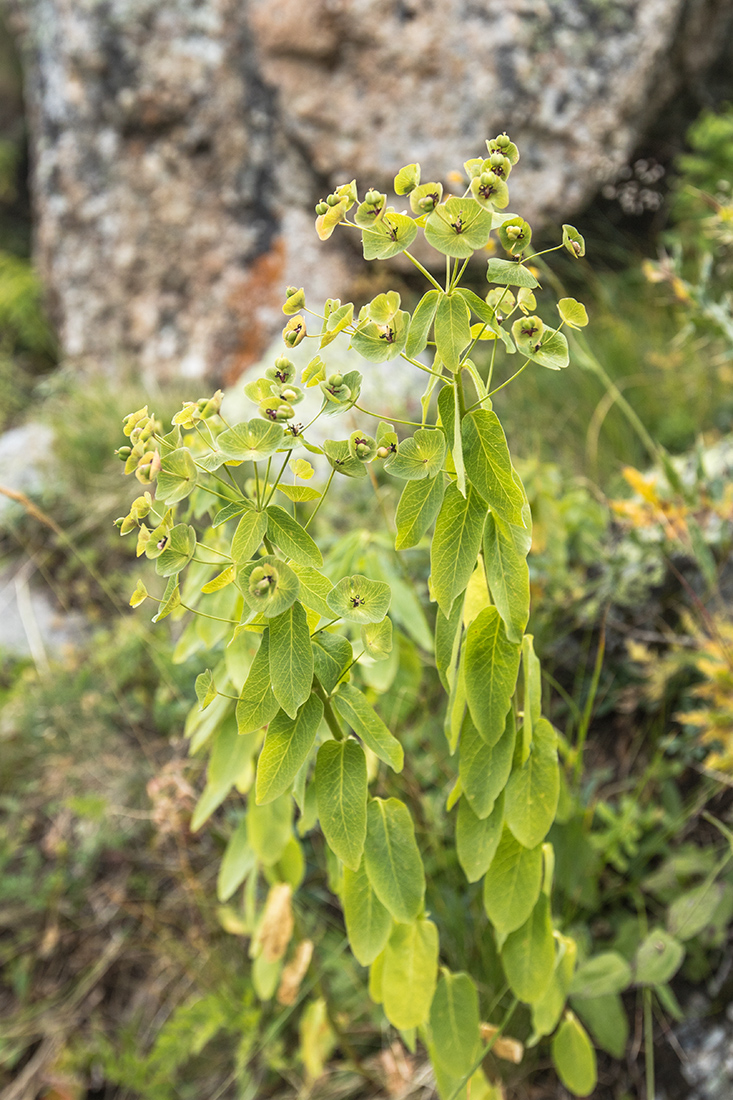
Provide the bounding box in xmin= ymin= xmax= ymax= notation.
xmin=364 ymin=798 xmax=425 ymax=922
xmin=265 ymin=505 xmax=323 ymax=567
xmin=667 ymin=881 xmax=725 ymax=941
xmin=562 ymin=224 xmax=586 ymax=258
xmin=572 ymin=993 xmax=628 ymax=1060
xmin=256 ymin=693 xmax=323 ymax=805
xmin=156 ymin=448 xmax=198 ymax=504
xmin=461 ymin=409 xmax=525 ymax=525
xmin=315 ymin=738 xmax=368 ymax=871
xmin=483 ymin=827 xmax=542 ymax=934
xmin=569 ymin=953 xmax=632 ymax=999
xmin=152 ymin=576 xmax=180 ymax=622
xmin=464 ymin=606 xmax=521 ymax=747
xmin=394 ymin=163 xmax=421 ymax=195
xmin=192 ymin=715 xmax=257 ymax=831
xmin=486 ymin=258 xmax=539 ymax=288
xmin=557 ymin=297 xmax=588 ymax=328
xmin=501 ymin=893 xmax=555 ymax=1004
xmin=129 ymin=579 xmax=148 ymax=608
xmin=455 ymin=287 xmax=516 ymax=353
xmin=434 ymin=292 xmax=471 ymax=372
xmin=431 ymin=484 xmax=487 ymax=617
xmin=248 ymin=793 xmax=292 ymax=866
xmin=483 ymin=512 xmax=530 ymax=643
xmin=195 ymin=669 xmax=217 ymax=710
xmin=459 ymin=709 xmax=515 ymax=819
xmin=217 ymin=816 xmax=255 ymax=902
xmin=212 ymin=500 xmax=254 ymax=527
xmin=457 ymin=793 xmax=504 ymax=883
xmin=236 ymin=631 xmax=280 ymax=735
xmin=504 ymin=718 xmax=559 ymax=848
xmin=342 ymin=859 xmax=392 ymax=965
xmin=633 ymin=929 xmax=684 ymax=986
xmin=351 ymin=311 xmax=409 ymax=363
xmin=155 ymin=524 xmax=197 ymax=577
xmin=312 ymin=632 xmax=352 ymax=693
xmin=552 ymin=1013 xmax=597 ymax=1097
xmin=289 ymin=564 xmax=334 ymax=619
xmin=362 ymin=212 xmax=417 ymax=260
xmin=425 ymin=198 xmax=493 ymax=258
xmin=435 ymin=596 xmax=464 ymax=693
xmin=327 ymin=574 xmax=391 ymax=625
xmin=531 ymin=934 xmax=577 ymax=1040
xmin=405 ymin=290 xmax=440 ymax=358
xmin=382 ymin=919 xmax=438 ymax=1029
xmin=275 ymin=484 xmax=321 ymax=503
xmin=231 ymin=509 xmax=268 ymax=566
xmin=385 ymin=429 xmax=447 ymax=481
xmin=361 ymin=616 xmax=393 ymax=659
xmin=332 ymin=682 xmax=404 ymax=771
xmin=201 ymin=565 xmax=236 ymax=594
xmin=268 ymin=602 xmax=314 ymax=719
xmin=319 ymin=302 xmax=354 ymax=348
xmin=429 ymin=971 xmax=481 ymax=1077
xmin=217 ymin=419 xmax=285 ymax=461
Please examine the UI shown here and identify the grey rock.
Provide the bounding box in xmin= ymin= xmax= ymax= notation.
xmin=10 ymin=0 xmax=733 ymax=381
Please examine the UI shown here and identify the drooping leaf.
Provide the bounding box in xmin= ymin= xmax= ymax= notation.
xmin=395 ymin=473 xmax=446 ymax=551
xmin=217 ymin=816 xmax=255 ymax=902
xmin=217 ymin=419 xmax=285 ymax=461
xmin=248 ymin=793 xmax=292 ymax=866
xmin=431 ymin=484 xmax=488 ymax=617
xmin=435 ymin=595 xmax=464 ymax=693
xmin=461 ymin=410 xmax=525 ymax=525
xmin=464 ymin=606 xmax=521 ymax=747
xmin=501 ymin=893 xmax=555 ymax=1004
xmin=385 ymin=431 xmax=446 ymax=486
xmin=531 ymin=934 xmax=577 ymax=1040
xmin=455 ymin=287 xmax=516 ymax=352
xmin=483 ymin=827 xmax=543 ymax=934
xmin=551 ymin=1013 xmax=597 ymax=1097
xmin=201 ymin=565 xmax=236 ymax=594
xmin=315 ymin=739 xmax=368 ymax=871
xmin=405 ymin=289 xmax=440 ymax=358
xmin=561 ymin=224 xmax=586 ymax=258
xmin=459 ymin=709 xmax=516 ymax=819
xmin=667 ymin=881 xmax=725 ymax=941
xmin=265 ymin=505 xmax=323 ymax=567
xmin=236 ymin=631 xmax=280 ymax=735
xmin=195 ymin=669 xmax=217 ymax=711
xmin=342 ymin=859 xmax=392 ymax=965
xmin=434 ymin=292 xmax=471 ymax=373
xmin=212 ymin=500 xmax=254 ymax=527
xmin=268 ymin=602 xmax=314 ymax=719
xmin=572 ymin=993 xmax=628 ymax=1060
xmin=332 ymin=683 xmax=403 ymax=771
xmin=364 ymin=797 xmax=425 ymax=922
xmin=457 ymin=792 xmax=504 ymax=883
xmin=151 ymin=575 xmax=180 ymax=622
xmin=231 ymin=509 xmax=268 ymax=566
xmin=327 ymin=574 xmax=391 ymax=625
xmin=483 ymin=512 xmax=530 ymax=643
xmin=429 ymin=971 xmax=481 ymax=1078
xmin=256 ymin=693 xmax=323 ymax=805
xmin=394 ymin=163 xmax=421 ymax=195
xmin=504 ymin=718 xmax=559 ymax=848
xmin=382 ymin=919 xmax=438 ymax=1029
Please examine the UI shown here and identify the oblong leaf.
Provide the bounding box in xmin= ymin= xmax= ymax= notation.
xmin=504 ymin=718 xmax=559 ymax=848
xmin=268 ymin=602 xmax=314 ymax=719
xmin=406 ymin=289 xmax=440 ymax=358
xmin=431 ymin=483 xmax=487 ymax=617
xmin=315 ymin=738 xmax=368 ymax=871
xmin=382 ymin=919 xmax=438 ymax=1028
xmin=464 ymin=606 xmax=520 ymax=747
xmin=483 ymin=826 xmax=542 ymax=935
xmin=265 ymin=505 xmax=323 ymax=567
xmin=552 ymin=1013 xmax=597 ymax=1097
xmin=483 ymin=512 xmax=530 ymax=644
xmin=333 ymin=683 xmax=403 ymax=771
xmin=435 ymin=292 xmax=471 ymax=373
xmin=501 ymin=893 xmax=555 ymax=1004
xmin=461 ymin=409 xmax=525 ymax=525
xmin=429 ymin=971 xmax=480 ymax=1078
xmin=256 ymin=693 xmax=323 ymax=805
xmin=231 ymin=509 xmax=268 ymax=566
xmin=236 ymin=631 xmax=279 ymax=735
xmin=395 ymin=473 xmax=446 ymax=550
xmin=459 ymin=709 xmax=516 ymax=819
xmin=457 ymin=792 xmax=504 ymax=883
xmin=364 ymin=797 xmax=425 ymax=923
xmin=486 ymin=258 xmax=539 ymax=288
xmin=342 ymin=859 xmax=392 ymax=966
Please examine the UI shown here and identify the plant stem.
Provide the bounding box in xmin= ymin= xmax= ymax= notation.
xmin=353 ymin=403 xmax=425 ymax=428
xmin=312 ymin=677 xmax=344 ymax=740
xmin=403 ymin=250 xmax=443 ymax=292
xmin=446 ymin=998 xmax=519 ymax=1100
xmin=574 ymin=616 xmax=606 ymax=782
xmin=485 ymin=357 xmax=531 ymax=399
xmin=455 ymin=370 xmax=467 ymax=421
xmin=263 ymin=450 xmax=292 ymax=508
xmin=644 ymin=987 xmax=655 ymax=1100
xmin=304 ymin=468 xmax=335 ymax=530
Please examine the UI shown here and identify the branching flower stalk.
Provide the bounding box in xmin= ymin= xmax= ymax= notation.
xmin=116 ymin=136 xmax=598 ymax=1097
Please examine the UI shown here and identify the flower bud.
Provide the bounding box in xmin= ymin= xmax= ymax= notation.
xmin=327 ymin=373 xmax=343 ymax=388
xmin=116 ymin=446 xmax=132 ymax=460
xmin=276 ymin=403 xmax=295 ymax=421
xmin=326 ymin=194 xmax=340 ymax=207
xmin=282 ymin=316 xmax=306 ymax=348
xmin=376 ymin=446 xmax=390 ymax=459
xmin=114 ymin=516 xmax=125 ymax=528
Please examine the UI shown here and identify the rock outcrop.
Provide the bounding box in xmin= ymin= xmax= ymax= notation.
xmin=11 ymin=0 xmax=733 ymax=383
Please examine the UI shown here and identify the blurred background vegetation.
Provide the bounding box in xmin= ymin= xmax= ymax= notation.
xmin=2 ymin=5 xmax=733 ymax=1099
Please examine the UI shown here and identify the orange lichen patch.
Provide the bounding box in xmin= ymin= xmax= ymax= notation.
xmin=223 ymin=239 xmax=286 ymax=386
